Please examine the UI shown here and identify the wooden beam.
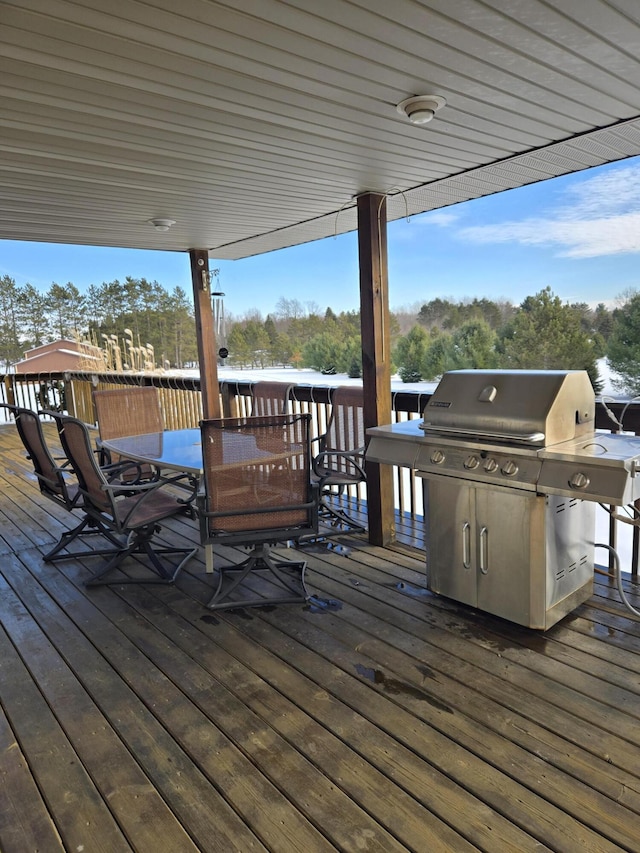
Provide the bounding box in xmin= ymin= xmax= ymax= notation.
xmin=357 ymin=193 xmax=395 ymax=546
xmin=189 ymin=249 xmax=221 ymax=419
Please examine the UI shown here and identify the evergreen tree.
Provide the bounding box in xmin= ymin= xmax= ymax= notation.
xmin=447 ymin=319 xmax=498 ymax=370
xmin=168 ymin=286 xmax=197 ymax=368
xmin=344 ymin=336 xmax=362 ymax=378
xmin=394 ymin=325 xmax=429 ymax=382
xmin=422 ymin=331 xmax=454 ymax=380
xmin=18 ymin=283 xmax=49 ymax=349
xmin=499 ymin=287 xmax=602 ymax=390
xmin=227 ymin=324 xmax=252 ymax=367
xmin=271 ymin=331 xmax=293 ymax=367
xmin=0 ymin=275 xmax=23 ymax=368
xmin=607 ymin=291 xmax=640 ymax=394
xmin=302 ymin=332 xmax=345 ymax=374
xmin=46 ymin=282 xmax=85 ymax=340
xmin=593 ymin=302 xmax=614 ymax=341
xmin=242 ymin=320 xmax=271 ymax=367
xmin=417 ymin=298 xmax=452 ymax=329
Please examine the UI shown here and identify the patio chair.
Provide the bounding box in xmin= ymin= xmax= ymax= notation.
xmin=312 ymin=385 xmax=367 ymax=532
xmin=10 ymin=405 xmax=128 ymax=562
xmin=197 ymin=412 xmax=318 ymax=611
xmin=55 ymin=413 xmax=198 ymax=586
xmin=93 ymin=386 xmax=163 ymax=477
xmin=250 ymin=381 xmax=293 ymax=417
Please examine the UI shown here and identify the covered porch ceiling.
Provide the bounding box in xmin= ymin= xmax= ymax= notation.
xmin=2 ymin=0 xmax=640 ymax=261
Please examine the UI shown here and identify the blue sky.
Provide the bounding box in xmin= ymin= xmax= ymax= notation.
xmin=3 ymin=156 xmax=640 ymax=318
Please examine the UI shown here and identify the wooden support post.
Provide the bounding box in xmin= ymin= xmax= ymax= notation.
xmin=189 ymin=249 xmax=221 ymax=419
xmin=358 ymin=193 xmax=395 ymax=546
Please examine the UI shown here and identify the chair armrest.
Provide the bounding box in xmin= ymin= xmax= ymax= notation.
xmin=313 ymin=447 xmax=367 ymax=480
xmin=310 ymin=433 xmax=326 ymax=453
xmin=102 ymin=459 xmax=152 ymax=484
xmin=102 ymin=470 xmax=194 ymax=494
xmin=106 ymin=471 xmax=198 ymax=526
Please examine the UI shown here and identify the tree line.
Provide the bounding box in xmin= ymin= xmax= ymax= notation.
xmin=395 ymin=289 xmax=610 ymax=390
xmin=226 ymin=298 xmax=365 ymax=376
xmin=228 ymin=289 xmax=640 ymax=395
xmin=4 ymin=273 xmax=640 ymax=395
xmin=0 ymin=275 xmax=198 ymax=370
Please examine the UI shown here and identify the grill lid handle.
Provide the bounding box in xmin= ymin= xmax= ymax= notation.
xmin=418 ymin=423 xmax=546 ymax=444
xmin=478 ymin=385 xmax=497 ymax=403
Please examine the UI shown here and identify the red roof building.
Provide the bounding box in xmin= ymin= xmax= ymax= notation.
xmin=13 ymin=339 xmax=103 ymax=373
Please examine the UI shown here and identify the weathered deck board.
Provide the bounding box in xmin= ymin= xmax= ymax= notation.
xmin=0 ymin=701 xmax=65 ymax=852
xmin=1 ymin=423 xmax=640 ymax=852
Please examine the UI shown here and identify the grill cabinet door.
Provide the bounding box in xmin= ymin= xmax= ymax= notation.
xmin=474 ymin=487 xmax=543 ymax=626
xmin=426 ymin=478 xmax=477 ymax=607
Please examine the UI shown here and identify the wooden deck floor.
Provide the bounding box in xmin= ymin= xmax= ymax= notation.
xmin=1 ymin=423 xmax=640 ymax=852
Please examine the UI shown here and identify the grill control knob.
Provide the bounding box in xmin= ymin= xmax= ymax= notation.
xmin=464 ymin=455 xmax=480 ymax=470
xmin=484 ymin=458 xmax=499 ymax=473
xmin=430 ymin=450 xmax=445 ymax=465
xmin=501 ymin=460 xmax=519 ymax=477
xmin=569 ymin=472 xmax=590 ymax=490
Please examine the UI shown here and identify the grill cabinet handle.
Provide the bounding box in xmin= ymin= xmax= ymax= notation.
xmin=479 ymin=526 xmax=488 ymax=574
xmin=462 ymin=522 xmax=471 ymax=569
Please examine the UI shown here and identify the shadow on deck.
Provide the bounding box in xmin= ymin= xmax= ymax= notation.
xmin=0 ymin=423 xmax=640 ymax=852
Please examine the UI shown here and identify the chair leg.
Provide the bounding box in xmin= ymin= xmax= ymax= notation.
xmin=84 ymin=524 xmax=197 ymax=587
xmin=43 ymin=516 xmax=125 ymax=562
xmin=206 ymin=543 xmax=309 ymax=611
xmin=319 ymin=496 xmax=366 ymax=533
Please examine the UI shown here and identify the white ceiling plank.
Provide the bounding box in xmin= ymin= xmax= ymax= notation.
xmin=0 ymin=0 xmax=639 ymax=257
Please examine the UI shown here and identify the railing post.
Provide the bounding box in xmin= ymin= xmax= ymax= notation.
xmin=64 ymin=373 xmax=77 ymax=417
xmin=220 ymin=383 xmax=238 ymax=418
xmin=4 ymin=374 xmax=15 ymax=406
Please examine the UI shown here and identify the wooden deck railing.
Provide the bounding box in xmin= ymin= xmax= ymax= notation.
xmin=3 ymin=369 xmax=639 ymax=574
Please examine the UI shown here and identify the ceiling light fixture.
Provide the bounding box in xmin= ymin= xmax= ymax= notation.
xmin=148 ymin=218 xmax=176 ymax=232
xmin=396 ymin=95 xmax=446 ymax=125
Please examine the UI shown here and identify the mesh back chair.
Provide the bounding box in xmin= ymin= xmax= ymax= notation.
xmin=55 ymin=414 xmax=197 ymax=587
xmin=10 ymin=406 xmax=124 ymax=562
xmin=250 ymin=381 xmax=293 ymax=417
xmin=93 ymin=386 xmax=163 ymax=477
xmin=312 ymin=385 xmax=367 ymax=532
xmin=198 ymin=413 xmax=318 ymax=611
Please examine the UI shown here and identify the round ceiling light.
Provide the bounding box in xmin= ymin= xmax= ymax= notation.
xmin=396 ymin=95 xmax=446 ymax=125
xmin=148 ymin=218 xmax=176 ymax=232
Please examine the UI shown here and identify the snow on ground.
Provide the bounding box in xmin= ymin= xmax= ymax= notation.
xmin=211 ymin=356 xmax=621 ymax=397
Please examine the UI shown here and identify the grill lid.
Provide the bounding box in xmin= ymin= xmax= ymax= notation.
xmin=420 ymin=370 xmax=595 ymax=447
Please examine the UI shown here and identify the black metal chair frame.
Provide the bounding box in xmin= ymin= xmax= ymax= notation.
xmin=54 ymin=413 xmax=198 ymax=586
xmin=311 ymin=386 xmax=367 ymax=533
xmin=198 ymin=413 xmax=318 ymax=611
xmin=6 ymin=404 xmax=130 ymax=562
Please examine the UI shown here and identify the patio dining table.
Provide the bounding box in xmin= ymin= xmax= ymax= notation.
xmin=99 ymin=427 xmax=302 ymax=574
xmin=100 ymin=428 xmax=204 ymax=476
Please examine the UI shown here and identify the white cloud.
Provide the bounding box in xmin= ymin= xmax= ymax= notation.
xmin=460 ymin=161 xmax=640 ymax=258
xmin=392 ymin=208 xmax=459 ymax=243
xmin=421 ymin=210 xmax=459 ymax=227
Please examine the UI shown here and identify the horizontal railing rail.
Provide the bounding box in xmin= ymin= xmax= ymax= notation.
xmin=2 ymin=370 xmax=639 ymax=574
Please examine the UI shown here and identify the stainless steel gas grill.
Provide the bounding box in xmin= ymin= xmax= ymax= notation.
xmin=367 ymin=370 xmax=640 ymax=629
